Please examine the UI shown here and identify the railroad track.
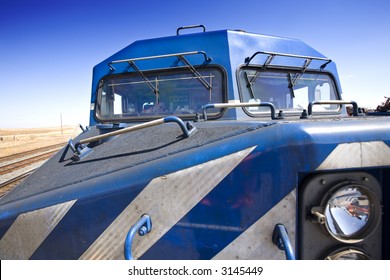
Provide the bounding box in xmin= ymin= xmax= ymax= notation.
xmin=0 ymin=143 xmax=66 ymax=165
xmin=0 ymin=169 xmax=36 ymax=197
xmin=0 ymin=143 xmax=66 ymax=197
xmin=0 ymin=150 xmax=58 ymax=176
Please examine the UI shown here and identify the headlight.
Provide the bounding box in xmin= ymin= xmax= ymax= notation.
xmin=298 ymin=172 xmax=382 ymax=259
xmin=324 ymin=248 xmax=371 ymax=260
xmin=320 ymin=184 xmax=381 ymax=243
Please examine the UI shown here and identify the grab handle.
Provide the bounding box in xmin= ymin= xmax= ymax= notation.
xmin=272 ymin=223 xmax=295 ymax=260
xmin=177 ymin=25 xmax=206 ymax=35
xmin=70 ymin=116 xmax=197 ymax=161
xmin=202 ymin=102 xmax=280 ymax=121
xmin=308 ymin=100 xmax=359 ymax=116
xmin=124 ymin=214 xmax=152 ymax=260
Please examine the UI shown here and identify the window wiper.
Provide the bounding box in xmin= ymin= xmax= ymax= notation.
xmin=108 ymin=51 xmax=213 ymax=101
xmin=128 ymin=61 xmax=160 ymax=99
xmin=247 ymin=54 xmax=276 ymax=87
xmin=244 ymin=71 xmax=256 ymax=99
xmin=287 ymin=58 xmax=313 ymax=98
xmin=177 ymin=55 xmax=212 ymax=92
xmin=288 ymin=73 xmax=295 ymax=98
xmin=245 ymin=51 xmax=332 ymax=101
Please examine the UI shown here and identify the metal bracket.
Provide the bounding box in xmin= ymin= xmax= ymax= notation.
xmin=79 ymin=124 xmax=90 ymax=133
xmin=59 ymin=139 xmax=93 ymax=162
xmin=124 ymin=214 xmax=152 ymax=260
xmin=272 ymin=223 xmax=296 ymax=260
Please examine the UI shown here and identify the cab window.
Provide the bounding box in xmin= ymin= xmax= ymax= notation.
xmin=238 ymin=68 xmax=339 ymax=114
xmin=96 ymin=67 xmax=225 ymax=122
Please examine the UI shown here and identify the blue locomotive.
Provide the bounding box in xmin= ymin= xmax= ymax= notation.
xmin=1 ymin=25 xmax=389 ymax=260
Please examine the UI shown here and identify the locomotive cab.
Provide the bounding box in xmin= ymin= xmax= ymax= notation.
xmin=1 ymin=26 xmax=389 ymax=260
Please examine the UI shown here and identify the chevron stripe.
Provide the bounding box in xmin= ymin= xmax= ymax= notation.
xmin=316 ymin=141 xmax=390 ymax=170
xmin=213 ymin=190 xmax=296 ymax=260
xmin=80 ymin=146 xmax=256 ymax=260
xmin=0 ymin=200 xmax=76 ymax=259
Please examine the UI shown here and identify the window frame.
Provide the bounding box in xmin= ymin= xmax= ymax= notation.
xmin=94 ymin=65 xmax=228 ymax=123
xmin=236 ymin=65 xmax=342 ymax=118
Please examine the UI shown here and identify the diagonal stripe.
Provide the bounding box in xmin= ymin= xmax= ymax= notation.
xmin=0 ymin=200 xmax=76 ymax=259
xmin=213 ymin=190 xmax=296 ymax=260
xmin=80 ymin=146 xmax=256 ymax=260
xmin=316 ymin=141 xmax=390 ymax=170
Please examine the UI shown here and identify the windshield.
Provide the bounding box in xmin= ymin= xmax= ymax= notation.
xmin=96 ymin=67 xmax=225 ymax=122
xmin=238 ymin=68 xmax=339 ymax=114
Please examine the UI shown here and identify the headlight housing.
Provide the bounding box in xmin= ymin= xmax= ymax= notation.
xmin=299 ymin=172 xmax=382 ymax=259
xmin=318 ymin=183 xmax=381 ymax=243
xmin=324 ymin=247 xmax=371 ymax=260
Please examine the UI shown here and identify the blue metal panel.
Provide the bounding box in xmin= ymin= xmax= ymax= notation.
xmin=30 ymin=186 xmax=142 ymax=259
xmin=140 ymin=150 xmax=295 ymax=259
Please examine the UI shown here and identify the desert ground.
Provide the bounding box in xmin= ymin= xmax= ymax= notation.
xmin=0 ymin=126 xmax=82 ymax=196
xmin=0 ymin=126 xmax=81 ymax=158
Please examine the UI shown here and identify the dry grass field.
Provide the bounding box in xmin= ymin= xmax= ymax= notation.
xmin=0 ymin=126 xmax=81 ymax=157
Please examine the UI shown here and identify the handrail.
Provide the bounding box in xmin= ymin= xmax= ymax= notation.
xmin=177 ymin=24 xmax=206 ymax=35
xmin=69 ymin=117 xmax=197 ymax=161
xmin=108 ymin=51 xmax=212 ymax=71
xmin=272 ymin=223 xmax=296 ymax=260
xmin=202 ymin=102 xmax=280 ymax=121
xmin=75 ymin=116 xmax=196 ymax=150
xmin=124 ymin=214 xmax=152 ymax=260
xmin=308 ymin=100 xmax=359 ymax=116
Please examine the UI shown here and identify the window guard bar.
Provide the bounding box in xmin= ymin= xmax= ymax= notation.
xmin=244 ymin=51 xmax=332 ymax=87
xmin=245 ymin=51 xmax=332 ymax=68
xmin=108 ymin=51 xmax=212 ymax=92
xmin=108 ymin=51 xmax=211 ymax=70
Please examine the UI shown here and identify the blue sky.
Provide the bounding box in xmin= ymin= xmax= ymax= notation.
xmin=1 ymin=0 xmax=389 ymax=128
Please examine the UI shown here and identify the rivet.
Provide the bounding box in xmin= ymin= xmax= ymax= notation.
xmin=320 ymin=179 xmax=327 ymax=185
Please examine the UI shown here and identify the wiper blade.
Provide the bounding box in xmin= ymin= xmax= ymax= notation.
xmin=288 ymin=58 xmax=313 ymax=97
xmin=178 ymin=55 xmax=212 ymax=91
xmin=244 ymin=71 xmax=256 ymax=99
xmin=247 ymin=54 xmax=276 ymax=86
xmin=128 ymin=60 xmax=160 ymax=97
xmin=288 ymin=73 xmax=295 ymax=98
